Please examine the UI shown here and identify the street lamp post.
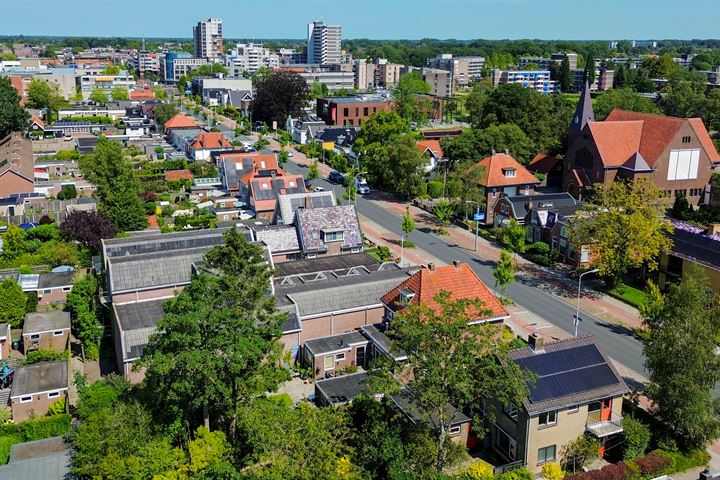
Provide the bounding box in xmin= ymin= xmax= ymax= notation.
xmin=465 ymin=200 xmax=480 ymax=252
xmin=574 ymin=268 xmax=600 ymax=337
xmin=400 ymin=233 xmax=405 ymax=267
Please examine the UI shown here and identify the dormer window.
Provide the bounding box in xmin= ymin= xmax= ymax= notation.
xmin=399 ymin=288 xmax=415 ymax=305
xmin=322 ymin=229 xmax=344 ymax=242
xmin=260 ymin=161 xmax=266 ymax=168
xmin=262 ymin=183 xmax=269 ymax=190
xmin=503 ymin=168 xmax=516 ymax=178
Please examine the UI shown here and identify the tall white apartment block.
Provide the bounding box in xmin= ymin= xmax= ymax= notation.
xmin=226 ymin=43 xmax=279 ymax=75
xmin=193 ymin=18 xmax=223 ymax=61
xmin=307 ymin=21 xmax=342 ymax=65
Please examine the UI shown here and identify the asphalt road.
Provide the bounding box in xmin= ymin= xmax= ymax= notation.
xmin=283 ymin=161 xmax=648 ymax=380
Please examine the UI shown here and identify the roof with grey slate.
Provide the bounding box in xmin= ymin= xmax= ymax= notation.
xmin=11 ymin=361 xmax=68 ymax=398
xmin=102 ymin=228 xmax=233 ymax=259
xmin=255 ymin=225 xmax=300 ymax=253
xmin=38 ymin=272 xmax=75 ymax=289
xmin=273 ymin=252 xmax=379 ymax=278
xmin=504 ymin=192 xmax=580 ymax=219
xmin=295 ymin=204 xmax=363 ymax=253
xmin=509 ymin=335 xmax=629 ymax=415
xmin=114 ymin=298 xmax=167 ymax=332
xmin=315 ymin=371 xmax=370 ymax=406
xmin=360 ymin=324 xmax=407 ymax=361
xmin=0 ymin=449 xmax=70 ymax=480
xmin=276 ymin=191 xmax=336 ymax=225
xmin=304 ymin=331 xmax=368 ymax=356
xmin=275 ymin=265 xmax=412 ymax=318
xmin=9 ymin=436 xmax=70 ymax=463
xmin=391 ymin=388 xmax=471 ymax=429
xmin=107 ymin=247 xmax=210 ymax=293
xmin=122 ymin=327 xmax=156 ymax=361
xmin=22 ymin=311 xmax=70 ymax=335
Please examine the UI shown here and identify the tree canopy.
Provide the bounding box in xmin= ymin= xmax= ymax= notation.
xmin=26 ymin=79 xmax=64 ymax=121
xmin=0 ymin=77 xmax=30 ymax=138
xmin=251 ymin=72 xmax=309 ymax=126
xmin=0 ymin=278 xmax=27 ymax=328
xmin=392 ymin=72 xmax=432 ymax=126
xmin=594 ymin=88 xmax=662 ymax=120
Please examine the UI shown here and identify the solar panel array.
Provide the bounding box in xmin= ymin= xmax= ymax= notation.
xmin=515 ymin=344 xmax=620 ymax=403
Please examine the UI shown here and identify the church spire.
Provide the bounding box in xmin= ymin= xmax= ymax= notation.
xmin=570 ymin=80 xmax=594 ymax=132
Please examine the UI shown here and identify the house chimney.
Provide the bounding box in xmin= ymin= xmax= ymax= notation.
xmin=491 ymin=149 xmax=496 ymax=156
xmin=453 ymin=259 xmax=461 ymax=269
xmin=304 ymin=195 xmax=312 ymax=209
xmin=529 ymin=333 xmax=544 ymax=352
xmin=427 ymin=263 xmax=435 ymax=271
xmin=707 ymin=223 xmax=720 ymax=236
xmin=505 ymin=148 xmax=510 ymax=155
xmin=340 ymin=338 xmax=344 ymax=347
xmin=270 ymin=170 xmax=276 ymax=178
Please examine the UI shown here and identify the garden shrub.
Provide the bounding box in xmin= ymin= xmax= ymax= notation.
xmin=633 ymin=453 xmax=672 ymax=475
xmin=528 ymin=241 xmax=550 ymax=255
xmin=654 ymin=449 xmax=710 ymax=473
xmin=541 ymin=461 xmax=564 ymax=480
xmin=0 ymin=435 xmax=21 ymax=464
xmin=22 ymin=349 xmax=67 ymax=365
xmin=599 ymin=462 xmax=630 ymax=480
xmin=46 ymin=398 xmax=66 ymax=416
xmin=622 ymin=416 xmax=651 ymax=460
xmin=418 ymin=182 xmax=428 ymax=198
xmin=428 ymin=181 xmax=443 ymax=199
xmin=446 ymin=179 xmax=463 ymax=198
xmin=497 ymin=467 xmax=533 ymax=480
xmin=464 ymin=460 xmax=494 ymax=480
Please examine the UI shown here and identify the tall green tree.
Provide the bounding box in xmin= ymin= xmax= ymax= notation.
xmin=387 ymin=292 xmax=531 ymax=472
xmin=353 ymin=111 xmax=409 ymax=153
xmin=0 ymin=278 xmax=27 ymax=328
xmin=251 ymin=72 xmax=308 ymax=126
xmin=0 ymin=77 xmax=30 ymax=138
xmin=584 ymin=54 xmax=596 ymax=85
xmin=142 ymin=229 xmax=289 ymax=439
xmin=443 ymin=124 xmax=536 ymax=165
xmin=613 ymin=64 xmax=627 ymax=88
xmin=89 ymin=88 xmax=108 ymax=104
xmin=154 ymin=103 xmax=178 ymax=127
xmin=79 ymin=137 xmax=147 ymax=232
xmin=570 ymin=179 xmax=673 ymax=288
xmin=66 ymin=274 xmax=103 ymax=360
xmin=641 ymin=268 xmax=720 ymax=450
xmin=401 ymin=206 xmax=416 ymax=238
xmin=493 ymin=249 xmax=516 ymax=300
xmin=497 ymin=218 xmax=526 ymax=255
xmin=559 ymin=55 xmax=572 ymax=93
xmin=363 ymin=133 xmax=425 ymax=198
xmin=110 ymin=86 xmax=129 ymax=101
xmin=594 ymin=88 xmax=662 ymax=120
xmin=26 ymin=79 xmax=64 ymax=122
xmin=392 ymin=72 xmax=432 ymax=126
xmin=307 ymin=160 xmax=320 ymax=180
xmin=1 ymin=224 xmax=27 ymax=259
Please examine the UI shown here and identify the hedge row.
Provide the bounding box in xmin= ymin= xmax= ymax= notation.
xmin=565 ymin=450 xmax=709 ymax=480
xmin=0 ymin=414 xmax=71 ymax=464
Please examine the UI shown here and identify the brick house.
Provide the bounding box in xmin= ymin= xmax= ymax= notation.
xmin=295 ymin=204 xmax=363 ymax=258
xmin=656 ymin=221 xmax=720 ymax=293
xmin=18 ymin=272 xmax=75 ymax=307
xmin=248 ymin=171 xmax=306 ymax=221
xmin=416 ymin=139 xmax=445 ymax=172
xmin=188 ymin=131 xmax=233 ymax=161
xmin=468 ymin=153 xmax=540 ymax=226
xmin=0 ymin=133 xmax=34 ymax=199
xmin=382 ymin=261 xmax=509 ymax=325
xmin=112 ymin=298 xmax=167 ymax=384
xmin=490 ymin=335 xmax=628 ymax=474
xmin=254 ymin=225 xmax=301 ymax=263
xmin=162 ymin=113 xmax=198 ymax=140
xmin=21 ymin=312 xmax=71 ymax=355
xmin=10 ymin=361 xmax=68 ymax=422
xmin=303 ymin=331 xmax=369 ymax=379
xmin=0 ymin=323 xmax=10 ymax=361
xmin=564 ymin=83 xmax=720 ymax=205
xmin=316 ymin=96 xmax=393 ymax=126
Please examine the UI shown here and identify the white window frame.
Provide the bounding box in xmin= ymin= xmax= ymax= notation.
xmin=30 ymin=334 xmax=40 ymax=340
xmin=62 ymin=287 xmax=71 ymax=292
xmin=448 ymin=425 xmax=462 ymax=436
xmin=323 ymin=355 xmax=334 ymax=371
xmin=538 ymin=410 xmax=557 ymax=427
xmin=505 ymin=402 xmax=519 ymax=421
xmin=335 ymin=352 xmax=346 ymax=362
xmin=537 ymin=444 xmax=557 ymax=465
xmin=568 ymin=404 xmax=579 ymax=413
xmin=48 ymin=391 xmax=60 ymax=399
xmin=20 ymin=396 xmax=32 ymax=403
xmin=53 ymin=330 xmax=64 ymax=337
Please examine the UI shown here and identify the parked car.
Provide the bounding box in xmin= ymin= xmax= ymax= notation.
xmin=328 ymin=171 xmax=346 ymax=185
xmin=313 ymin=186 xmax=326 ymax=192
xmin=304 ymin=179 xmax=312 ymax=189
xmin=287 ymin=150 xmax=294 ymax=157
xmin=355 ymin=177 xmax=370 ymax=194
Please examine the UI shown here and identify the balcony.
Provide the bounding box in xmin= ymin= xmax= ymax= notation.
xmin=586 ymin=412 xmax=624 ymax=437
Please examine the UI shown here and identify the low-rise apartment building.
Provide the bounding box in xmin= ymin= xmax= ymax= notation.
xmin=317 ymin=95 xmax=393 ymax=126
xmin=490 ymin=69 xmax=558 ymax=95
xmin=78 ymin=70 xmax=136 ymax=99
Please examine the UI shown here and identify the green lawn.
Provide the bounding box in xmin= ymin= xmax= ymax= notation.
xmin=609 ymin=283 xmax=650 ymax=309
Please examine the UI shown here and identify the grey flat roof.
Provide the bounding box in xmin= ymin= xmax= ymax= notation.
xmin=114 ymin=298 xmax=167 ymax=332
xmin=38 ymin=272 xmax=75 ymax=289
xmin=22 ymin=311 xmax=71 ymax=334
xmin=102 ymin=227 xmax=235 ymax=259
xmin=391 ymin=388 xmax=471 ymax=429
xmin=11 ymin=361 xmax=68 ymax=398
xmin=304 ymin=331 xmax=367 ymax=356
xmin=360 ymin=324 xmax=407 ymax=361
xmin=9 ymin=436 xmax=70 ymax=463
xmin=315 ymin=371 xmax=370 ymax=406
xmin=0 ymin=450 xmax=70 ymax=480
xmin=107 ymin=247 xmax=211 ymax=292
xmin=273 ymin=252 xmax=379 ymax=278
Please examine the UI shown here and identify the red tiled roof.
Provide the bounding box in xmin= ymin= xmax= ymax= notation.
xmin=31 ymin=117 xmax=45 ymax=129
xmin=604 ymin=109 xmax=683 ymax=166
xmin=129 ymin=89 xmax=155 ymax=101
xmin=528 ymin=153 xmax=560 ymax=174
xmin=164 ymin=169 xmax=193 ymax=182
xmin=472 ymin=153 xmax=540 ymax=188
xmin=416 ymin=139 xmax=443 ymax=158
xmin=381 ymin=263 xmax=508 ymax=321
xmin=587 ymin=121 xmax=644 ymax=167
xmin=190 ymin=131 xmax=232 ymax=150
xmin=688 ymin=118 xmax=720 ymax=163
xmin=164 ymin=114 xmax=197 ymax=129
xmin=9 ymin=76 xmax=25 ymax=105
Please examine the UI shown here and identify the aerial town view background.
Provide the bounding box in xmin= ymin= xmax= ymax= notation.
xmin=0 ymin=1 xmax=719 ymax=479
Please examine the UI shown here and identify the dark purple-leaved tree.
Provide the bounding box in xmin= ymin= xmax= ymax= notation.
xmin=60 ymin=211 xmax=116 ymax=253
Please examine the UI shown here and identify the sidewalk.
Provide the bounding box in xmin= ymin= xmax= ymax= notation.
xmin=359 ymin=213 xmax=440 ymax=267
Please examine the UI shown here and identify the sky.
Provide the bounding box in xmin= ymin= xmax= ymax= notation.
xmin=3 ymin=0 xmax=719 ymax=40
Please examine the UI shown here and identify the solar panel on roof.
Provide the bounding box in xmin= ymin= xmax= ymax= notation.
xmin=515 ymin=344 xmax=604 ymax=376
xmin=529 ymin=364 xmax=619 ymax=402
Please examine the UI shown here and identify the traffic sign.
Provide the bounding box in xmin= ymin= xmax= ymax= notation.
xmin=473 ymin=212 xmax=485 ymax=221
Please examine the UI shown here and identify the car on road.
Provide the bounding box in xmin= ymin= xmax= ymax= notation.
xmin=328 ymin=171 xmax=346 ymax=185
xmin=313 ymin=186 xmax=326 ymax=192
xmin=355 ymin=177 xmax=370 ymax=194
xmin=287 ymin=150 xmax=294 ymax=157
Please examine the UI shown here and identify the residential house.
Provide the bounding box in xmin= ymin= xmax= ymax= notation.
xmin=210 ymin=196 xmax=244 ymax=222
xmin=221 ymin=90 xmax=253 ymax=114
xmin=382 ymin=261 xmax=509 ymax=325
xmin=548 ymin=211 xmax=592 ymax=268
xmin=0 ymin=323 xmax=11 ymax=361
xmin=274 ymin=262 xmax=412 ymax=359
xmin=564 ymin=82 xmax=720 ymax=205
xmin=164 ymin=169 xmax=193 ymax=183
xmin=528 ymin=153 xmax=562 ymax=188
xmin=169 ymin=127 xmax=204 ymax=153
xmin=492 ymin=192 xmax=580 ymax=228
xmin=0 ymin=133 xmax=34 ymax=199
xmin=303 ymin=331 xmax=369 ymax=379
xmin=274 ymin=190 xmax=336 ymax=226
xmin=0 ymin=436 xmax=71 ymax=480
xmin=18 ymin=271 xmax=75 ymax=306
xmin=295 ymin=204 xmax=363 ymax=257
xmin=286 ymin=115 xmax=327 ymax=144
xmin=317 ymin=95 xmax=393 ymax=126
xmin=316 ymin=126 xmax=359 ymax=159
xmin=392 ymin=388 xmax=471 ymax=446
xmin=217 ymin=151 xmax=279 ymax=193
xmin=21 ymin=311 xmax=71 ymax=355
xmin=273 ymin=251 xmax=380 ymax=279
xmin=255 ymin=225 xmax=301 ymax=262
xmin=469 ymin=153 xmax=540 ymax=225
xmin=360 ymin=323 xmax=408 ymax=363
xmin=656 ymin=221 xmax=720 ymax=293
xmin=490 ymin=69 xmax=558 ymax=94
xmin=112 ymin=298 xmax=167 ymax=383
xmin=490 ymin=335 xmax=628 ymax=474
xmin=163 ymin=113 xmax=199 ymax=139
xmin=416 ymin=139 xmax=445 ymax=172
xmin=10 ymin=361 xmax=68 ymax=422
xmin=315 ymin=371 xmax=374 ymax=406
xmin=188 ymin=131 xmax=233 ymax=161
xmin=248 ymin=170 xmax=306 ymax=221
